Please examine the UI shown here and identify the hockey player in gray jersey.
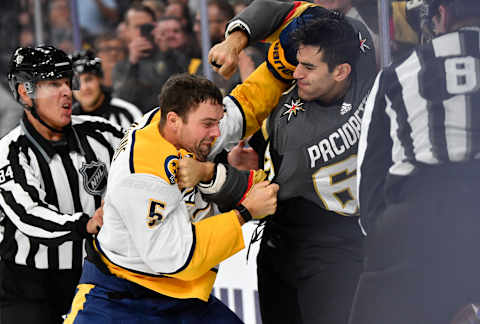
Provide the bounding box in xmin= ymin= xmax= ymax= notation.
xmin=185 ymin=1 xmax=378 ymax=323
xmin=352 ymin=0 xmax=480 ymax=323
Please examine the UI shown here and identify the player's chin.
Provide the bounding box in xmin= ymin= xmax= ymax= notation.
xmin=196 ymin=146 xmax=211 ymax=162
xmin=297 ymin=89 xmax=314 ymax=101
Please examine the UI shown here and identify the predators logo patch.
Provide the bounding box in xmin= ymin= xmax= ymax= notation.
xmin=80 ymin=161 xmax=108 ymax=196
xmin=164 ymin=155 xmax=178 ymax=185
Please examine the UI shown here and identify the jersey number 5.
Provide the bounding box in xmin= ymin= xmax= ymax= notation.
xmin=147 ymin=199 xmax=165 ymax=228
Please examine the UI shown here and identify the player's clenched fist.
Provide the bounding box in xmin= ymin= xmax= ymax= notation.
xmin=208 ymin=31 xmax=249 ymax=80
xmin=177 ymin=157 xmax=215 ymax=189
xmin=242 ymin=181 xmax=279 ymax=220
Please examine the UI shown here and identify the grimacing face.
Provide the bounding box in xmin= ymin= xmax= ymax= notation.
xmin=33 ymin=77 xmax=73 ymax=130
xmin=177 ymin=100 xmax=223 ymax=161
xmin=293 ymin=45 xmax=338 ymax=102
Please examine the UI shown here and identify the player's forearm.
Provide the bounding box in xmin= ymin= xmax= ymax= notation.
xmin=227 ymin=0 xmax=295 ymax=43
xmin=229 ymin=63 xmax=289 ymax=138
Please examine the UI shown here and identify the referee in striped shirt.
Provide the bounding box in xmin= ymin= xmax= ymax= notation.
xmin=352 ymin=1 xmax=480 ymax=323
xmin=0 ymin=45 xmax=123 ymax=323
xmin=70 ymin=50 xmax=143 ymax=130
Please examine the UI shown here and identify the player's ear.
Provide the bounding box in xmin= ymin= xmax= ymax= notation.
xmin=166 ymin=111 xmax=181 ymax=129
xmin=333 ymin=63 xmax=352 ymax=82
xmin=18 ymin=83 xmax=33 ymax=106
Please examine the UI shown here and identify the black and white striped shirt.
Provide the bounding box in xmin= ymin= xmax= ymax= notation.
xmin=358 ymin=27 xmax=480 ymax=231
xmin=72 ymin=91 xmax=143 ymax=130
xmin=0 ymin=114 xmax=123 ymax=270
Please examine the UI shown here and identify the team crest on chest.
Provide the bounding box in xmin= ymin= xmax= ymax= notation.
xmin=80 ymin=161 xmax=108 ymax=196
xmin=281 ymin=98 xmax=305 ymax=122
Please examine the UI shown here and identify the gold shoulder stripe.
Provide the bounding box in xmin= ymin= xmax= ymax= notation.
xmin=132 ymin=120 xmax=179 ymax=184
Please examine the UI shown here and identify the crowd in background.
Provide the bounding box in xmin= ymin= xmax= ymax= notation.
xmin=0 ymin=0 xmax=421 ymax=137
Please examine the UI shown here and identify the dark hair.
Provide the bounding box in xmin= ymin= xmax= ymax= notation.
xmin=208 ymin=0 xmax=235 ymax=21
xmin=158 ymin=74 xmax=223 ymax=126
xmin=157 ymin=15 xmax=184 ymax=30
xmin=177 ymin=2 xmax=194 ymax=33
xmin=126 ymin=3 xmax=156 ymax=24
xmin=291 ymin=15 xmax=360 ymax=73
xmin=433 ymin=0 xmax=480 ymax=22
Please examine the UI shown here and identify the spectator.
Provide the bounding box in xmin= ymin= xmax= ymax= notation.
xmin=47 ymin=0 xmax=91 ymax=52
xmin=112 ymin=3 xmax=188 ymax=113
xmin=153 ymin=15 xmax=201 ymax=72
xmin=143 ymin=0 xmax=166 ymax=21
xmin=165 ymin=1 xmax=194 ymax=34
xmin=165 ymin=1 xmax=199 ymax=58
xmin=193 ymin=0 xmax=234 ymax=47
xmin=193 ymin=0 xmax=241 ymax=94
xmin=93 ymin=32 xmax=127 ymax=90
xmin=77 ymin=0 xmax=119 ymax=37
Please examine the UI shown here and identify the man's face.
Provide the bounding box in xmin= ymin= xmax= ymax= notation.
xmin=33 ymin=77 xmax=73 ymax=129
xmin=73 ymin=73 xmax=103 ymax=111
xmin=96 ymin=39 xmax=126 ymax=68
xmin=125 ymin=10 xmax=155 ymax=43
xmin=154 ymin=19 xmax=186 ymax=51
xmin=293 ymin=45 xmax=338 ymax=102
xmin=178 ymin=100 xmax=223 ymax=161
xmin=49 ymin=0 xmax=70 ymax=27
xmin=165 ymin=3 xmax=188 ymax=28
xmin=193 ymin=5 xmax=227 ymax=45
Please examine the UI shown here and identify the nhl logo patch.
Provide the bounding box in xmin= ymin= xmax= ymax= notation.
xmin=80 ymin=161 xmax=108 ymax=196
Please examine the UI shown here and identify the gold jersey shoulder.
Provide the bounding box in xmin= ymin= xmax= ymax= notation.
xmin=131 ymin=112 xmax=179 ymax=185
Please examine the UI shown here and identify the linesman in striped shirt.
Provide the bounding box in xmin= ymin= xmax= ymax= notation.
xmin=70 ymin=50 xmax=143 ymax=130
xmin=0 ymin=45 xmax=124 ymax=323
xmin=353 ymin=0 xmax=480 ymax=323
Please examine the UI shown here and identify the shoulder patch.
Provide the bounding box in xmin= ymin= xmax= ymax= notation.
xmin=164 ymin=155 xmax=178 ymax=185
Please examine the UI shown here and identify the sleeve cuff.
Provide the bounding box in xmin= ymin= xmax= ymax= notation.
xmin=225 ymin=19 xmax=251 ymax=40
xmin=75 ymin=213 xmax=92 ymax=239
xmin=197 ymin=163 xmax=227 ymax=195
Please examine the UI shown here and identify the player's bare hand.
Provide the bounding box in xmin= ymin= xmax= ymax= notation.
xmin=208 ymin=31 xmax=248 ymax=79
xmin=177 ymin=158 xmax=215 ymax=189
xmin=242 ymin=181 xmax=279 ymax=219
xmin=227 ymin=140 xmax=259 ymax=171
xmin=87 ymin=200 xmax=104 ymax=234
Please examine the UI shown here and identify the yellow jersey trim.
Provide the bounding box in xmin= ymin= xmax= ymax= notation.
xmin=95 ymin=210 xmax=244 ymax=301
xmin=64 ymin=284 xmax=95 ymax=324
